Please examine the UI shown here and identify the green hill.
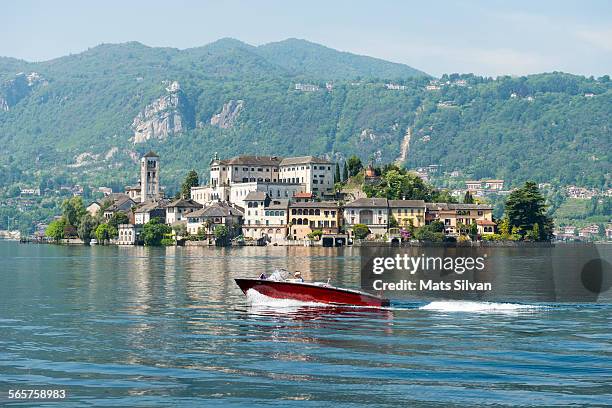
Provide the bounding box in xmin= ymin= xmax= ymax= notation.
xmin=0 ymin=39 xmax=610 ymax=202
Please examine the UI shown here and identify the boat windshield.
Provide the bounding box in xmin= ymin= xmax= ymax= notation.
xmin=267 ymin=268 xmax=290 ymax=281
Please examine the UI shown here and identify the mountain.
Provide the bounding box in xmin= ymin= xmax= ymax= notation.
xmin=0 ymin=39 xmax=610 ymax=209
xmin=255 ymin=38 xmax=428 ymax=79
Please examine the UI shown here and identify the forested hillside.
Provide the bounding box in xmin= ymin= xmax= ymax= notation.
xmin=0 ymin=39 xmax=610 ymax=198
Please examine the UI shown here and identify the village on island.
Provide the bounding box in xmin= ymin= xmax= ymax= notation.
xmin=28 ymin=147 xmax=605 ymax=247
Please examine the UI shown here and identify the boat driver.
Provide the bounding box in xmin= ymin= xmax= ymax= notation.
xmin=294 ymin=271 xmax=304 ymax=282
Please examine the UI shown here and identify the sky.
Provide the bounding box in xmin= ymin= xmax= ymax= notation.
xmin=2 ymin=0 xmax=611 ymax=77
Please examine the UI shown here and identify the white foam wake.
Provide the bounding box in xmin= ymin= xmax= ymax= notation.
xmin=419 ymin=300 xmax=541 ymax=314
xmin=245 ymin=289 xmax=330 ymax=308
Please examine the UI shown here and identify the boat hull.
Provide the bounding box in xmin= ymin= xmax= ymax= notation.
xmin=235 ymin=278 xmax=390 ymax=307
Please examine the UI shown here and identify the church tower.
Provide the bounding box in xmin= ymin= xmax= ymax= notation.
xmin=140 ymin=151 xmax=160 ymax=203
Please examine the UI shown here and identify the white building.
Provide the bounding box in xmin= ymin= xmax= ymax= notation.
xmin=242 ymin=192 xmax=289 ymax=243
xmin=140 ymin=151 xmax=160 ymax=203
xmin=279 ymin=156 xmax=334 ymax=196
xmin=191 ymin=154 xmax=334 ymax=206
xmin=134 ymin=200 xmax=167 ymax=225
xmin=117 ymin=224 xmax=139 ymax=245
xmin=185 ymin=202 xmax=243 ymax=236
xmin=343 ymin=198 xmax=389 ymax=238
xmin=165 ymin=198 xmax=202 ymax=225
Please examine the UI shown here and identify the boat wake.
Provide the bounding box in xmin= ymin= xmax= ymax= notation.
xmin=419 ymin=300 xmax=543 ymax=314
xmin=245 ymin=289 xmax=331 ymax=308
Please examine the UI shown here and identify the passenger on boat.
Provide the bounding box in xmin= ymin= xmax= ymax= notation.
xmin=294 ymin=272 xmax=304 ymax=282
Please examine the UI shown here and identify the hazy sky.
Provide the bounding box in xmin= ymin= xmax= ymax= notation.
xmin=2 ymin=0 xmax=611 ymax=77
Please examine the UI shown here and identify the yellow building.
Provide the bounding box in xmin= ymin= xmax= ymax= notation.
xmin=289 ymin=201 xmax=341 ymax=240
xmin=388 ymin=200 xmax=426 ymax=228
xmin=425 ymin=203 xmax=494 ymax=235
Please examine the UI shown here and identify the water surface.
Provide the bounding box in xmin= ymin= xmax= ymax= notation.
xmin=0 ymin=241 xmax=610 ymax=406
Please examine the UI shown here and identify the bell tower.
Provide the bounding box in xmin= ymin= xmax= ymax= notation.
xmin=140 ymin=151 xmax=160 ymax=203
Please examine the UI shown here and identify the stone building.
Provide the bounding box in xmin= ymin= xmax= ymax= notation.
xmin=288 ymin=201 xmax=342 ymax=240
xmin=343 ymin=198 xmax=389 ymax=238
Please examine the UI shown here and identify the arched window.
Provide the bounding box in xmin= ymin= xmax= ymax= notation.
xmin=315 ymin=209 xmax=320 ymax=215
xmin=297 ymin=209 xmax=303 ymax=215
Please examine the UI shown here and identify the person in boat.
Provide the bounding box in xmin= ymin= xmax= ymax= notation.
xmin=294 ymin=271 xmax=304 ymax=282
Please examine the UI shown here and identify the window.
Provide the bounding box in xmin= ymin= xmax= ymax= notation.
xmin=478 ymin=211 xmax=483 ymax=216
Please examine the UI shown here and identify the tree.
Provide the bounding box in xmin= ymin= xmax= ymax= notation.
xmin=214 ymin=225 xmax=230 ymax=246
xmin=61 ymin=196 xmax=86 ymax=228
xmin=46 ymin=218 xmax=66 ymax=243
xmin=352 ymin=224 xmax=370 ymax=240
xmin=142 ymin=218 xmax=172 ymax=246
xmin=307 ymin=229 xmax=323 ymax=240
xmin=95 ymin=223 xmax=115 ymax=245
xmin=499 ymin=217 xmax=511 ymax=238
xmin=181 ymin=170 xmax=199 ymax=199
xmin=504 ymin=182 xmax=554 ymax=240
xmin=334 ymin=163 xmax=341 ymax=184
xmin=108 ymin=211 xmax=129 ymax=232
xmin=463 ymin=190 xmax=474 ymax=204
xmin=342 ymin=160 xmax=349 ymax=182
xmin=77 ymin=214 xmax=98 ymax=245
xmin=346 ymin=155 xmax=363 ymax=177
xmin=389 ymin=216 xmax=399 ymax=228
xmin=172 ymin=222 xmax=187 ymax=239
xmin=414 ymin=224 xmax=445 ymax=242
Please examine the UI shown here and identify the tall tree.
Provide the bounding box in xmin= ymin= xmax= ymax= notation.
xmin=45 ymin=218 xmax=66 ymax=243
xmin=504 ymin=182 xmax=554 ymax=240
xmin=142 ymin=217 xmax=172 ymax=246
xmin=334 ymin=163 xmax=341 ymax=184
xmin=77 ymin=214 xmax=98 ymax=245
xmin=181 ymin=170 xmax=199 ymax=199
xmin=342 ymin=160 xmax=349 ymax=182
xmin=61 ymin=196 xmax=86 ymax=227
xmin=463 ymin=190 xmax=474 ymax=204
xmin=346 ymin=155 xmax=363 ymax=177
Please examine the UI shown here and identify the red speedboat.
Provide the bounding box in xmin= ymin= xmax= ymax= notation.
xmin=235 ymin=269 xmax=390 ymax=307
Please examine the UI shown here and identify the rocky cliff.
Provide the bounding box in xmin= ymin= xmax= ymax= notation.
xmin=131 ymin=80 xmax=188 ymax=143
xmin=210 ymin=99 xmax=244 ymax=129
xmin=0 ymin=72 xmax=46 ymax=111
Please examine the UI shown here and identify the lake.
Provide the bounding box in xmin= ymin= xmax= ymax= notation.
xmin=0 ymin=240 xmax=611 ymax=406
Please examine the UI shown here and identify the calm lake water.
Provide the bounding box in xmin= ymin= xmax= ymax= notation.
xmin=1 ymin=240 xmax=611 ymax=407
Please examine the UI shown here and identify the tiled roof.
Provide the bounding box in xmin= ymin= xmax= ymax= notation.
xmin=280 ymin=156 xmax=332 ymax=166
xmin=244 ymin=191 xmax=267 ymax=201
xmin=289 ymin=201 xmax=340 ymax=208
xmin=427 ymin=203 xmax=493 ymax=211
xmin=293 ymin=192 xmax=314 ymax=198
xmin=388 ymin=200 xmax=426 ymax=208
xmin=267 ymin=199 xmax=290 ymax=209
xmin=143 ymin=151 xmax=159 ymax=158
xmin=166 ymin=198 xmax=203 ymax=209
xmin=188 ymin=202 xmax=244 ymax=218
xmin=225 ymin=156 xmax=282 ymax=166
xmin=345 ymin=198 xmax=388 ymax=208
